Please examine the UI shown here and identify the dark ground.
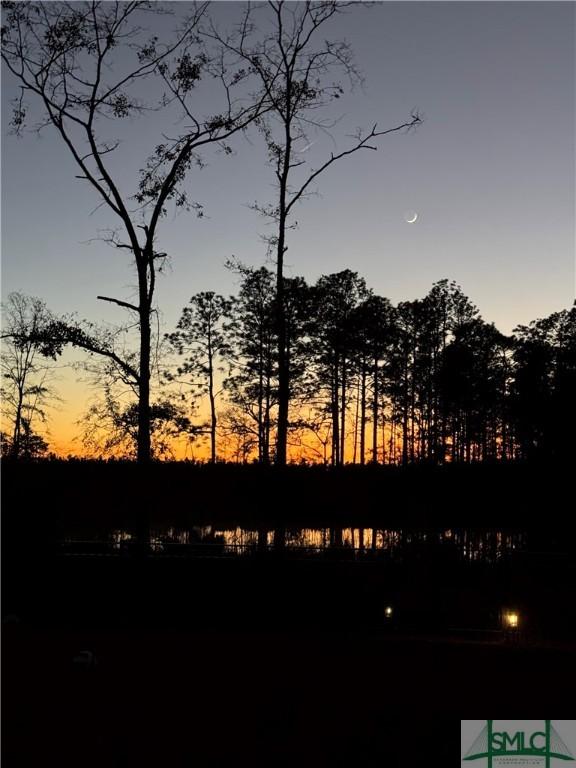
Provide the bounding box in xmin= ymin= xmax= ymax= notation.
xmin=2 ymin=461 xmax=575 ymax=765
xmin=3 ymin=623 xmax=574 ymax=767
xmin=2 ymin=459 xmax=575 ymax=532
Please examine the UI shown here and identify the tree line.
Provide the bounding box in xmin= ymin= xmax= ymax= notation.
xmin=2 ymin=3 xmax=572 ymax=467
xmin=2 ymin=277 xmax=574 ymax=465
xmin=2 ymin=1 xmax=419 ymax=465
xmin=165 ymin=271 xmax=576 ymax=465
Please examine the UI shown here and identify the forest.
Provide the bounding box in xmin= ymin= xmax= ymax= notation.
xmin=2 ymin=278 xmax=575 ymax=466
xmin=2 ymin=7 xmax=575 ymax=762
xmin=1 ymin=2 xmax=574 ymax=467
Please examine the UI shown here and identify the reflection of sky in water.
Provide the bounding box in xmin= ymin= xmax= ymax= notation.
xmin=81 ymin=526 xmax=524 ymax=562
xmin=62 ymin=526 xmax=524 ymax=561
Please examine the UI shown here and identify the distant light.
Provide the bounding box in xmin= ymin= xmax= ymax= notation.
xmin=384 ymin=605 xmax=393 ymax=618
xmin=504 ymin=611 xmax=519 ymax=629
xmin=404 ymin=210 xmax=418 ymax=224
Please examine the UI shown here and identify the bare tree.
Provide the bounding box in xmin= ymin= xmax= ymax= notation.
xmin=1 ymin=292 xmax=60 ymax=458
xmin=2 ymin=1 xmax=268 ymax=462
xmin=80 ymin=388 xmax=198 ymax=459
xmin=205 ymin=0 xmax=421 ymax=465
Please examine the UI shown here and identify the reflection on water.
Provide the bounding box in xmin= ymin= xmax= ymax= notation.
xmin=111 ymin=530 xmax=133 ymax=549
xmin=65 ymin=525 xmax=525 ymax=562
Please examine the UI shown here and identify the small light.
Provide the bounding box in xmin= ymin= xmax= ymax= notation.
xmin=504 ymin=611 xmax=519 ymax=629
xmin=384 ymin=605 xmax=393 ymax=619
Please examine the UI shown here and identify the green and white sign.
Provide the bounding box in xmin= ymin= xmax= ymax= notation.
xmin=463 ymin=721 xmax=574 ymax=768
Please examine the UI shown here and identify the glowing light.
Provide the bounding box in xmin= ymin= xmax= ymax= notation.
xmin=504 ymin=611 xmax=519 ymax=629
xmin=384 ymin=605 xmax=393 ymax=618
xmin=404 ymin=210 xmax=418 ymax=223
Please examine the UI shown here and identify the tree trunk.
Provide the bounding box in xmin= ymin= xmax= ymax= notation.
xmin=340 ymin=355 xmax=346 ymax=465
xmin=402 ymin=357 xmax=409 ymax=466
xmin=360 ymin=360 xmax=366 ymax=465
xmin=258 ymin=345 xmax=264 ymax=463
xmin=136 ymin=261 xmax=152 ymax=553
xmin=137 ymin=296 xmax=151 ymax=464
xmin=274 ymin=526 xmax=286 ymax=550
xmin=258 ymin=526 xmax=268 ymax=552
xmin=332 ymin=358 xmax=340 ymax=467
xmin=11 ymin=385 xmax=24 ymax=459
xmin=331 ymin=527 xmax=342 ymax=548
xmin=275 ymin=129 xmax=292 ymax=466
xmin=276 ymin=285 xmax=288 ymax=463
xmin=381 ymin=402 xmax=386 ymax=465
xmin=264 ymin=364 xmax=271 ymax=465
xmin=208 ymin=348 xmax=217 ymax=464
xmin=372 ymin=356 xmax=378 ymax=463
xmin=353 ymin=375 xmax=360 ymax=464
xmin=410 ymin=350 xmax=416 ymax=464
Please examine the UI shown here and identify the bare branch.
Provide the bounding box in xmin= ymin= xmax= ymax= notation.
xmin=97 ymin=296 xmax=140 ymax=313
xmin=287 ymin=114 xmax=421 ymax=213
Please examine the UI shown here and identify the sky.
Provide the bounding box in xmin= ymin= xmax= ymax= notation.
xmin=1 ymin=1 xmax=575 ymax=454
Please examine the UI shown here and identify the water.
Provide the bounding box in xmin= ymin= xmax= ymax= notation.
xmin=65 ymin=525 xmax=525 ymax=562
xmin=54 ymin=526 xmax=576 ymax=636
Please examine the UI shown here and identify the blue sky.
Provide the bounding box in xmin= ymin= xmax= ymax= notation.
xmin=2 ymin=1 xmax=574 ymax=451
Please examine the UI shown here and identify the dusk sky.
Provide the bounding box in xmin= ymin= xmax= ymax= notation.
xmin=2 ymin=1 xmax=574 ymax=453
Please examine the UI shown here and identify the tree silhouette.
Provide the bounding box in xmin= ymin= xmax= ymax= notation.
xmin=205 ymin=1 xmax=420 ymax=465
xmin=309 ymin=270 xmax=369 ymax=466
xmin=81 ymin=391 xmax=196 ymax=460
xmin=349 ymin=294 xmax=395 ymax=464
xmin=1 ymin=293 xmax=60 ymax=459
xmin=2 ymin=1 xmax=268 ymax=462
xmin=511 ymin=305 xmax=576 ymax=461
xmin=224 ymin=264 xmax=277 ymax=464
xmin=14 ymin=280 xmax=575 ymax=464
xmin=438 ymin=318 xmax=510 ymax=462
xmin=166 ymin=292 xmax=232 ymax=463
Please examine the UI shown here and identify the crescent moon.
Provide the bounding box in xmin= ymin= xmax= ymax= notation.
xmin=404 ymin=211 xmax=418 ymax=223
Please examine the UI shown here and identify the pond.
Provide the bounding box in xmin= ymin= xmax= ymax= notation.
xmin=63 ymin=525 xmax=526 ymax=563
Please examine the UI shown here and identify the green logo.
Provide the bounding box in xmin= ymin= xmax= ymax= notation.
xmin=463 ymin=721 xmax=574 ymax=768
